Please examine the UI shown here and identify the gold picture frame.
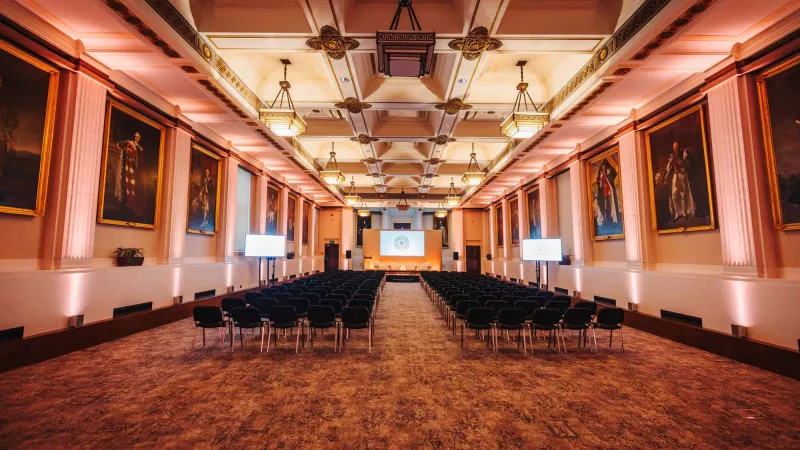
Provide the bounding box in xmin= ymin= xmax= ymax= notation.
xmin=509 ymin=195 xmax=520 ymax=246
xmin=495 ymin=202 xmax=504 ymax=247
xmin=186 ymin=142 xmax=222 ymax=235
xmin=757 ymin=53 xmax=800 ymax=231
xmin=287 ymin=192 xmax=297 ymax=242
xmin=525 ymin=185 xmax=542 ymax=239
xmin=644 ymin=104 xmax=716 ymax=234
xmin=0 ymin=40 xmax=59 ymax=216
xmin=265 ymin=181 xmax=281 ymax=235
xmin=586 ymin=146 xmax=625 ymax=240
xmin=97 ymin=100 xmax=165 ymax=228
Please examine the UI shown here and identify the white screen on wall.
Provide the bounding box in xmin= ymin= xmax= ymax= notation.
xmin=379 ymin=231 xmax=425 ymax=256
xmin=244 ymin=234 xmax=286 ymax=257
xmin=521 ymin=239 xmax=562 ymax=262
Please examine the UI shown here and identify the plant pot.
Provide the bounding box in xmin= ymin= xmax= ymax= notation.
xmin=116 ymin=256 xmax=144 ymax=267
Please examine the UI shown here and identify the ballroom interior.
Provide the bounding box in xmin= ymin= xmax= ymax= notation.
xmin=0 ymin=0 xmax=799 ymax=448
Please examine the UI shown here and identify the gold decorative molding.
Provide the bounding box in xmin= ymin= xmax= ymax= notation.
xmin=561 ymin=82 xmax=615 ymax=120
xmin=435 ymin=98 xmax=473 ymax=115
xmin=447 ymin=27 xmax=502 ymax=61
xmin=350 ymin=134 xmax=379 ymax=144
xmin=428 ymin=135 xmax=456 ymax=145
xmin=305 ymin=26 xmax=360 ymax=60
xmin=334 ymin=97 xmax=372 ymax=114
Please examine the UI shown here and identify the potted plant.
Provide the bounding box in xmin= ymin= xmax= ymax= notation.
xmin=559 ymin=254 xmax=572 ymax=265
xmin=113 ymin=247 xmax=144 ymax=267
xmin=286 ymin=251 xmax=296 ymax=260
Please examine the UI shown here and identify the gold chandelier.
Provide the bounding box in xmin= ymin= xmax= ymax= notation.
xmin=259 ymin=59 xmax=307 ymax=137
xmin=434 ymin=202 xmax=448 ymax=218
xmin=343 ymin=178 xmax=361 ymax=206
xmin=500 ymin=61 xmax=548 ymax=139
xmin=357 ymin=201 xmax=371 ymax=217
xmin=444 ymin=178 xmax=460 ymax=207
xmin=396 ymin=188 xmax=410 ymax=211
xmin=320 ymin=142 xmax=345 ymax=185
xmin=461 ymin=143 xmax=485 ymax=186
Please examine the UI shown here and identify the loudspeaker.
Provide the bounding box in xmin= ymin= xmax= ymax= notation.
xmin=453 ymin=251 xmax=459 ymax=261
xmin=346 ymin=250 xmax=352 ymax=259
xmin=486 ymin=253 xmax=492 ymax=261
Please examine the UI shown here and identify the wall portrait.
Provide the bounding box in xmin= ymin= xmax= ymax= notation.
xmin=757 ymin=54 xmax=800 ymax=230
xmin=645 ymin=105 xmax=715 ymax=233
xmin=526 ymin=186 xmax=542 ymax=239
xmin=287 ymin=193 xmax=297 ymax=242
xmin=509 ymin=196 xmax=520 ymax=246
xmin=98 ymin=101 xmax=164 ymax=228
xmin=302 ymin=202 xmax=310 ymax=244
xmin=186 ymin=143 xmax=221 ymax=234
xmin=0 ymin=40 xmax=58 ymax=216
xmin=433 ymin=215 xmax=449 ymax=248
xmin=265 ymin=182 xmax=280 ymax=235
xmin=586 ymin=147 xmax=624 ymax=239
xmin=356 ymin=214 xmax=371 ymax=247
xmin=495 ymin=203 xmax=504 ymax=247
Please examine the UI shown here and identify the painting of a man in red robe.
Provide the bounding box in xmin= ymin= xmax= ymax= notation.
xmin=587 ymin=148 xmax=624 ymax=239
xmin=113 ymin=132 xmax=147 ymax=216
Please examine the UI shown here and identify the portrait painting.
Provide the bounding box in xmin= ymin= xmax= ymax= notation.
xmin=186 ymin=143 xmax=221 ymax=234
xmin=265 ymin=183 xmax=280 ymax=235
xmin=394 ymin=222 xmax=411 ymax=230
xmin=645 ymin=104 xmax=715 ymax=233
xmin=495 ymin=203 xmax=504 ymax=247
xmin=509 ymin=196 xmax=520 ymax=246
xmin=433 ymin=215 xmax=449 ymax=248
xmin=302 ymin=202 xmax=310 ymax=244
xmin=287 ymin=194 xmax=297 ymax=242
xmin=586 ymin=147 xmax=624 ymax=239
xmin=757 ymin=54 xmax=800 ymax=230
xmin=98 ymin=101 xmax=164 ymax=228
xmin=0 ymin=40 xmax=58 ymax=216
xmin=356 ymin=214 xmax=371 ymax=247
xmin=526 ymin=186 xmax=542 ymax=239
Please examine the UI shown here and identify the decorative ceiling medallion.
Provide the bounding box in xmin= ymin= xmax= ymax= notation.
xmin=435 ymin=98 xmax=473 ymax=115
xmin=350 ymin=134 xmax=379 ymax=144
xmin=334 ymin=97 xmax=372 ymax=114
xmin=427 ymin=135 xmax=456 ymax=145
xmin=448 ymin=27 xmax=502 ymax=61
xmin=633 ymin=0 xmax=717 ymax=60
xmin=598 ymin=46 xmax=609 ymax=61
xmin=424 ymin=158 xmax=445 ymax=165
xmin=361 ymin=157 xmax=382 ymax=165
xmin=305 ymin=26 xmax=360 ymax=60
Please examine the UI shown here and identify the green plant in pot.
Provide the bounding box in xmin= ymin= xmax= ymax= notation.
xmin=113 ymin=247 xmax=144 ymax=267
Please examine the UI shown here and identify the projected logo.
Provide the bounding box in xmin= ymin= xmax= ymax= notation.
xmin=393 ymin=235 xmax=410 ymax=252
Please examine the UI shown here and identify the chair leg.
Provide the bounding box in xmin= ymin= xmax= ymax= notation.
xmin=220 ymin=327 xmax=225 ymax=351
xmin=202 ymin=329 xmax=206 ymax=347
xmin=609 ymin=329 xmax=613 ymax=347
xmin=191 ymin=328 xmax=197 ymax=352
xmin=369 ymin=323 xmax=372 ymax=353
xmin=295 ymin=325 xmax=301 ymax=353
xmin=239 ymin=327 xmax=244 ymax=349
xmin=591 ymin=327 xmax=598 ymax=353
xmin=559 ymin=327 xmax=567 ymax=354
xmin=266 ymin=324 xmax=272 ymax=353
xmin=260 ymin=325 xmax=265 ymax=353
xmin=461 ymin=325 xmax=465 ymax=348
xmin=620 ymin=327 xmax=625 ymax=353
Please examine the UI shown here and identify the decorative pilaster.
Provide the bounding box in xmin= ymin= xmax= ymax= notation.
xmin=451 ymin=209 xmax=464 ymax=271
xmin=255 ymin=175 xmax=268 ymax=234
xmin=707 ymin=75 xmax=777 ymax=276
xmin=415 ymin=208 xmax=423 ymax=230
xmin=488 ymin=202 xmax=497 ymax=256
xmin=568 ymin=159 xmax=592 ymax=266
xmin=381 ymin=209 xmax=390 ymax=229
xmin=618 ymin=132 xmax=644 ymax=267
xmin=157 ymin=128 xmax=191 ymax=264
xmin=309 ymin=205 xmax=317 ymax=259
xmin=41 ymin=72 xmax=107 ymax=269
xmin=538 ymin=178 xmax=556 ymax=238
xmin=216 ymin=157 xmax=237 ymax=261
xmin=297 ymin=198 xmax=305 ymax=257
xmin=501 ymin=197 xmax=511 ymax=260
xmin=341 ymin=208 xmax=354 ymax=270
xmin=279 ymin=186 xmax=289 ymax=236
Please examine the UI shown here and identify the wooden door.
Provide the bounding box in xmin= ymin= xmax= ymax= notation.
xmin=324 ymin=243 xmax=339 ymax=272
xmin=465 ymin=245 xmax=481 ymax=274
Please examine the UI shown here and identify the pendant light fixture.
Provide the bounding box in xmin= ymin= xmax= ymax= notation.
xmin=343 ymin=178 xmax=361 ymax=206
xmin=320 ymin=142 xmax=346 ymax=185
xmin=500 ymin=61 xmax=549 ymax=139
xmin=396 ymin=188 xmax=410 ymax=211
xmin=376 ymin=0 xmax=436 ymax=77
xmin=357 ymin=201 xmax=371 ymax=218
xmin=434 ymin=202 xmax=448 ymax=218
xmin=259 ymin=59 xmax=307 ymax=137
xmin=444 ymin=177 xmax=460 ymax=207
xmin=461 ymin=143 xmax=486 ymax=186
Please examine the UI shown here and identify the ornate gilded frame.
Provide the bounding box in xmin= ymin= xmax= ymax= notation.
xmin=525 ymin=185 xmax=541 ymax=239
xmin=286 ymin=192 xmax=297 ymax=242
xmin=265 ymin=181 xmax=281 ymax=235
xmin=97 ymin=100 xmax=165 ymax=228
xmin=186 ymin=142 xmax=222 ymax=235
xmin=495 ymin=202 xmax=504 ymax=247
xmin=644 ymin=104 xmax=716 ymax=234
xmin=757 ymin=53 xmax=800 ymax=231
xmin=508 ymin=195 xmax=520 ymax=246
xmin=586 ymin=146 xmax=625 ymax=240
xmin=0 ymin=40 xmax=59 ymax=217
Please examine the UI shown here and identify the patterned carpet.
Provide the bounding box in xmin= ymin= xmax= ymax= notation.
xmin=1 ymin=282 xmax=799 ymax=449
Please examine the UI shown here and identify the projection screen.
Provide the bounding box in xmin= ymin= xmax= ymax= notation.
xmin=379 ymin=230 xmax=425 ymax=256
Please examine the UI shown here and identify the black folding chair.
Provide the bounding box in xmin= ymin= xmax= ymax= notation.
xmin=230 ymin=307 xmax=267 ymax=352
xmin=191 ymin=306 xmax=228 ymax=351
xmin=266 ymin=305 xmax=300 ymax=353
xmin=563 ymin=307 xmax=596 ymax=353
xmin=461 ymin=307 xmax=495 ymax=351
xmin=340 ymin=306 xmax=372 ymax=353
xmin=531 ymin=308 xmax=565 ymax=354
xmin=496 ymin=308 xmax=528 ymax=353
xmin=596 ymin=307 xmax=625 ymax=352
xmin=307 ymin=305 xmax=338 ymax=352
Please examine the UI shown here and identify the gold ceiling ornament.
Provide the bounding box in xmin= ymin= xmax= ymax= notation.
xmin=423 ymin=157 xmax=445 ymax=165
xmin=259 ymin=59 xmax=307 ymax=136
xmin=500 ymin=61 xmax=549 ymax=139
xmin=435 ymin=98 xmax=473 ymax=115
xmin=396 ymin=188 xmax=410 ymax=211
xmin=319 ymin=142 xmax=346 ymax=185
xmin=360 ymin=157 xmax=383 ymax=165
xmin=461 ymin=143 xmax=486 ymax=186
xmin=334 ymin=97 xmax=372 ymax=114
xmin=350 ymin=134 xmax=379 ymax=144
xmin=427 ymin=135 xmax=456 ymax=145
xmin=447 ymin=27 xmax=503 ymax=61
xmin=305 ymin=25 xmax=360 ymax=60
xmin=444 ymin=178 xmax=460 ymax=206
xmin=343 ymin=178 xmax=361 ymax=206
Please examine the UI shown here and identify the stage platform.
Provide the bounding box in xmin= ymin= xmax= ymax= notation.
xmin=385 ymin=271 xmax=421 ymax=282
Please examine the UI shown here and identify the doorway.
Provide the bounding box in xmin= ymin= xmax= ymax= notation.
xmin=324 ymin=243 xmax=339 ymax=272
xmin=466 ymin=245 xmax=481 ymax=274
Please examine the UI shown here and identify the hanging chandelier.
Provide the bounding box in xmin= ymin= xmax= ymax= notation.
xmin=434 ymin=202 xmax=448 ymax=218
xmin=259 ymin=59 xmax=307 ymax=137
xmin=344 ymin=178 xmax=361 ymax=206
xmin=319 ymin=142 xmax=345 ymax=185
xmin=357 ymin=201 xmax=371 ymax=217
xmin=500 ymin=61 xmax=549 ymax=139
xmin=396 ymin=188 xmax=410 ymax=211
xmin=444 ymin=177 xmax=460 ymax=207
xmin=376 ymin=0 xmax=436 ymax=77
xmin=461 ymin=143 xmax=485 ymax=186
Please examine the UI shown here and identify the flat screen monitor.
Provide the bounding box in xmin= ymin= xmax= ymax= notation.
xmin=244 ymin=234 xmax=286 ymax=258
xmin=521 ymin=238 xmax=562 ymax=262
xmin=379 ymin=230 xmax=425 ymax=256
